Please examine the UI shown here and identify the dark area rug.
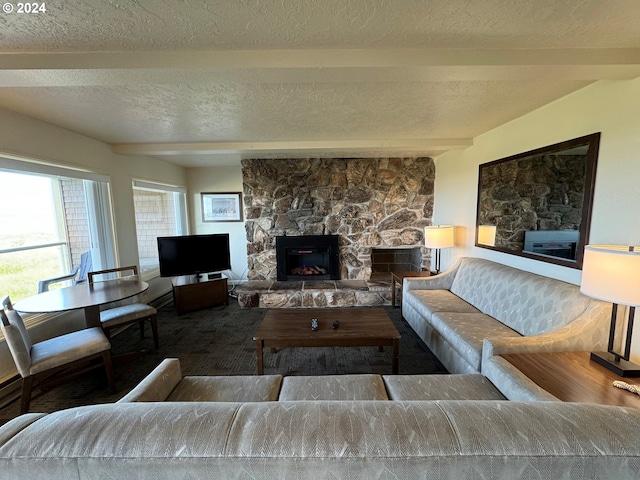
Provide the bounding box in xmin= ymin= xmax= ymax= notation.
xmin=0 ymin=299 xmax=446 ymax=423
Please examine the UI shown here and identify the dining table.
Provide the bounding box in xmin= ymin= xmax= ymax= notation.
xmin=15 ymin=279 xmax=150 ymax=328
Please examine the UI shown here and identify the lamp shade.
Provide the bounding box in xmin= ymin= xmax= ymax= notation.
xmin=580 ymin=245 xmax=640 ymax=306
xmin=477 ymin=225 xmax=497 ymax=246
xmin=424 ymin=225 xmax=454 ymax=249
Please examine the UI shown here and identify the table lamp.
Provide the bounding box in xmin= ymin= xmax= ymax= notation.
xmin=580 ymin=244 xmax=640 ymax=377
xmin=424 ymin=225 xmax=454 ymax=275
xmin=477 ymin=225 xmax=497 ymax=247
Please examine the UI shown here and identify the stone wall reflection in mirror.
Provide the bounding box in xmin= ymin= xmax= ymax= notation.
xmin=476 ymin=133 xmax=600 ymax=269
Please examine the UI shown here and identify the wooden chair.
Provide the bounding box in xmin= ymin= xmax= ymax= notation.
xmin=38 ymin=251 xmax=93 ymax=293
xmin=0 ymin=296 xmax=116 ymax=414
xmin=87 ymin=266 xmax=159 ymax=350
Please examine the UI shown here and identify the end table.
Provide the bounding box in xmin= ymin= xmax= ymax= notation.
xmin=501 ymin=351 xmax=640 ymax=408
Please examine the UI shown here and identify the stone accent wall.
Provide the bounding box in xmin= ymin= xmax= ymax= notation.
xmin=242 ymin=157 xmax=435 ymax=281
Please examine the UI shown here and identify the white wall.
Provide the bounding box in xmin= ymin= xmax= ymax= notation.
xmin=434 ymin=77 xmax=640 ymax=360
xmin=0 ymin=108 xmax=188 ymax=382
xmin=186 ymin=167 xmax=248 ymax=283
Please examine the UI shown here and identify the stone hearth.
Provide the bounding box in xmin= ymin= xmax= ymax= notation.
xmin=236 ymin=279 xmax=392 ymax=309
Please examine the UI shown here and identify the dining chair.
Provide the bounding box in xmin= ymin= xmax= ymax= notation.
xmin=87 ymin=266 xmax=159 ymax=350
xmin=0 ymin=296 xmax=116 ymax=414
xmin=38 ymin=251 xmax=93 ymax=293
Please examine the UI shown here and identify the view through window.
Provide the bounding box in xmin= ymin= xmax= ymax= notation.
xmin=0 ymin=165 xmax=115 ymax=302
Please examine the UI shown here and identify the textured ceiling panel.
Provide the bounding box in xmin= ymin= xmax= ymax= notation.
xmin=0 ymin=78 xmax=590 ymax=144
xmin=1 ymin=1 xmax=639 ymax=165
xmin=2 ymin=0 xmax=640 ymax=51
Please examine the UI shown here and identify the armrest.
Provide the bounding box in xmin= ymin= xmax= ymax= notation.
xmin=482 ymin=355 xmax=560 ymax=402
xmin=481 ymin=300 xmax=611 ymax=362
xmin=402 ymin=258 xmax=463 ymax=293
xmin=117 ymin=358 xmax=183 ymax=402
xmin=37 ymin=268 xmax=79 ymax=293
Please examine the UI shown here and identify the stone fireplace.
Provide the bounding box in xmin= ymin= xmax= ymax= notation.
xmin=242 ymin=157 xmax=435 ymax=282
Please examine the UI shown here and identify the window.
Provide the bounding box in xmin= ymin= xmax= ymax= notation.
xmin=133 ymin=180 xmax=187 ymax=278
xmin=0 ymin=158 xmax=116 ymax=302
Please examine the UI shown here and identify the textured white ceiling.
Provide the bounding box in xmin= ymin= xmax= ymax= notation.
xmin=1 ymin=0 xmax=640 ymax=166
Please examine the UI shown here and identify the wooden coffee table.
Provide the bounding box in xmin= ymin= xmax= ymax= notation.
xmin=253 ymin=308 xmax=401 ymax=375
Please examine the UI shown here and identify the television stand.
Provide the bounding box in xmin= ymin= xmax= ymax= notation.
xmin=172 ymin=274 xmax=229 ymax=315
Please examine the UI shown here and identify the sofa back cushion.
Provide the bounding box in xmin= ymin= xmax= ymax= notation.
xmin=1 ymin=401 xmax=639 ymax=480
xmin=449 ymin=258 xmax=594 ymax=336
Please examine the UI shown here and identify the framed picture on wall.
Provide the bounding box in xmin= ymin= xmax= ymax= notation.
xmin=201 ymin=192 xmax=243 ymax=222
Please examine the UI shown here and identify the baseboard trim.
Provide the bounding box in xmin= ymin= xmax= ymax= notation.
xmin=149 ymin=292 xmax=173 ymax=309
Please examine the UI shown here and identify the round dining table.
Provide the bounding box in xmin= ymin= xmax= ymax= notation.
xmin=15 ymin=279 xmax=149 ymax=328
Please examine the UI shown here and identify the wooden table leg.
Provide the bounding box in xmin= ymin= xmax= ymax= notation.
xmin=392 ymin=338 xmax=399 ymax=374
xmin=391 ymin=274 xmax=397 ymax=308
xmin=255 ymin=340 xmax=264 ymax=375
xmin=84 ymin=305 xmax=102 ymax=328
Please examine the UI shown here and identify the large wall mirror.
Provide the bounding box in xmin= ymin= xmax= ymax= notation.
xmin=475 ymin=132 xmax=601 ymax=269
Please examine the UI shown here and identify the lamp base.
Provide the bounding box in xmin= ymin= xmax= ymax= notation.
xmin=590 ymin=352 xmax=640 ymax=377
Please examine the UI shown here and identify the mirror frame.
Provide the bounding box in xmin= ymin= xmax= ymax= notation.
xmin=475 ymin=132 xmax=601 ymax=270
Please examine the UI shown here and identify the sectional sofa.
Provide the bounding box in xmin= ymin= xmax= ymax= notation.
xmin=401 ymin=257 xmax=611 ymax=374
xmin=0 ymin=359 xmax=639 ymax=479
xmin=0 ymin=259 xmax=634 ymax=478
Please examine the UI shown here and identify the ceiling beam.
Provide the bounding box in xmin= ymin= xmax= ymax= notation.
xmin=2 ymin=48 xmax=640 ymax=70
xmin=111 ymin=139 xmax=473 ymax=156
xmin=1 ymin=65 xmax=639 ymax=88
xmin=2 ymin=49 xmax=639 ymax=87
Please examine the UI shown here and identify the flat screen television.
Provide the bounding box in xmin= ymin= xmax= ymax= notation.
xmin=157 ymin=233 xmax=231 ymax=278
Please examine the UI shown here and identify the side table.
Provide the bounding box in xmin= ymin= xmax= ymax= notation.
xmin=172 ymin=274 xmax=229 ymax=315
xmin=390 ymin=270 xmax=432 ymax=310
xmin=501 ymin=351 xmax=640 ymax=408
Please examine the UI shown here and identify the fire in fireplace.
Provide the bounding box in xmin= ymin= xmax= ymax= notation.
xmin=275 ymin=235 xmax=340 ymax=281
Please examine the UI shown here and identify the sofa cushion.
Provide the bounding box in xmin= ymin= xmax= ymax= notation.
xmin=279 ymin=375 xmax=388 ymax=401
xmin=383 ymin=374 xmax=506 ymax=401
xmin=430 ymin=312 xmax=521 ymax=371
xmin=403 ymin=289 xmax=481 ymax=321
xmin=449 ymin=257 xmax=593 ymax=336
xmin=167 ymin=375 xmax=283 ymax=402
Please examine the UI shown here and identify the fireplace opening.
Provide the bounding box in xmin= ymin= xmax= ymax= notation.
xmin=370 ymin=247 xmax=423 ymax=279
xmin=287 ymin=248 xmax=329 ymax=277
xmin=276 ymin=235 xmax=340 ymax=281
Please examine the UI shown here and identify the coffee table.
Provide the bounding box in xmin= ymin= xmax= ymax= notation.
xmin=253 ymin=308 xmax=401 ymax=375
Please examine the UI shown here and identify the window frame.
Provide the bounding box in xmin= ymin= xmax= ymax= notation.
xmin=0 ymin=154 xmax=117 ymax=330
xmin=132 ymin=179 xmax=188 ymax=281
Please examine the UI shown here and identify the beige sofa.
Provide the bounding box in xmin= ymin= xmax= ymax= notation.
xmin=1 ymin=358 xmax=640 ymax=479
xmin=402 ymin=257 xmax=611 ymax=374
